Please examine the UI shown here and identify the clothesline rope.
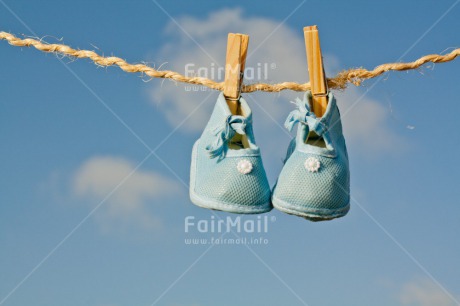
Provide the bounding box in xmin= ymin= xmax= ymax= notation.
xmin=1 ymin=31 xmax=459 ymax=92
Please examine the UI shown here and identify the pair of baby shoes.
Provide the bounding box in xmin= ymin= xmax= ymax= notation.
xmin=189 ymin=91 xmax=350 ymax=221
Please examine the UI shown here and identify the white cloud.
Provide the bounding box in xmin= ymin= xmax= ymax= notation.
xmin=399 ymin=278 xmax=458 ymax=306
xmin=73 ymin=156 xmax=180 ymax=233
xmin=148 ymin=7 xmax=405 ymax=157
xmin=149 ymin=8 xmax=304 ymax=133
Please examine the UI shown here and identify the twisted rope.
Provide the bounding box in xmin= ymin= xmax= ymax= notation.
xmin=1 ymin=31 xmax=458 ymax=92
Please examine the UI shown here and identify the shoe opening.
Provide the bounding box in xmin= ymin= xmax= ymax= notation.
xmin=305 ymin=131 xmax=327 ymax=148
xmin=228 ymin=100 xmax=250 ymax=150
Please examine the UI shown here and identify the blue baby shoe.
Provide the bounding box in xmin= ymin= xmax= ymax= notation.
xmin=190 ymin=93 xmax=272 ymax=214
xmin=272 ymin=91 xmax=350 ymax=221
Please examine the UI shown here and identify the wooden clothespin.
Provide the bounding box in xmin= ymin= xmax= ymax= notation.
xmin=223 ymin=33 xmax=249 ymax=115
xmin=304 ymin=25 xmax=328 ymax=117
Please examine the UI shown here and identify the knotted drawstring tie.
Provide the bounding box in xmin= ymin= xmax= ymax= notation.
xmin=206 ymin=115 xmax=247 ymax=159
xmin=284 ymin=97 xmax=327 ymax=136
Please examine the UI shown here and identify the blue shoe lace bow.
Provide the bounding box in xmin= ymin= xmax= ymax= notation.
xmin=284 ymin=97 xmax=327 ymax=136
xmin=206 ymin=115 xmax=247 ymax=159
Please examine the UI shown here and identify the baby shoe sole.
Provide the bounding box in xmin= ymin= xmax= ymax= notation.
xmin=190 ymin=141 xmax=272 ymax=214
xmin=190 ymin=190 xmax=272 ymax=214
xmin=272 ymin=195 xmax=349 ymax=221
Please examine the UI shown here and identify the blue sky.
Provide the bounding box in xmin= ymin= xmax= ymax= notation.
xmin=1 ymin=0 xmax=459 ymax=305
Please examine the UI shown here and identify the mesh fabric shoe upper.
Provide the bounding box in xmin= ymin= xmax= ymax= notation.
xmin=189 ymin=93 xmax=272 ymax=214
xmin=272 ymin=91 xmax=350 ymax=221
